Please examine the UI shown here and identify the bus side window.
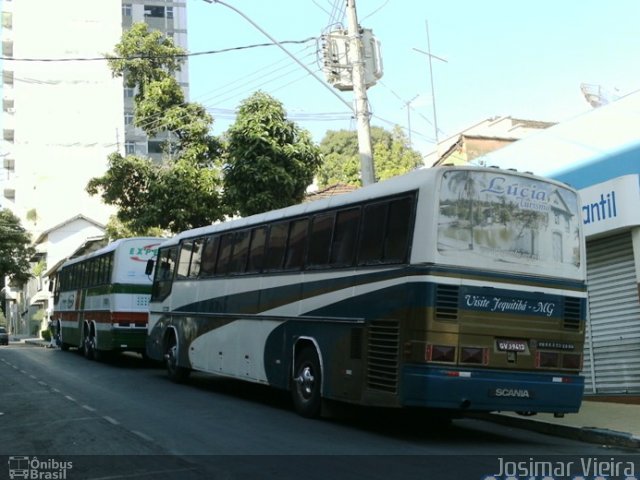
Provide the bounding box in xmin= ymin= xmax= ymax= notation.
xmin=284 ymin=218 xmax=309 ymax=270
xmin=246 ymin=226 xmax=267 ymax=273
xmin=330 ymin=207 xmax=360 ymax=266
xmin=228 ymin=230 xmax=250 ymax=274
xmin=358 ymin=202 xmax=388 ymax=265
xmin=216 ymin=233 xmax=235 ymax=275
xmin=189 ymin=238 xmax=204 ymax=278
xmin=176 ymin=241 xmax=194 ymax=280
xmin=200 ymin=235 xmax=219 ymax=277
xmin=152 ymin=247 xmax=177 ymax=301
xmin=384 ymin=196 xmax=414 ymax=262
xmin=307 ymin=213 xmax=334 ymax=268
xmin=264 ymin=222 xmax=288 ymax=271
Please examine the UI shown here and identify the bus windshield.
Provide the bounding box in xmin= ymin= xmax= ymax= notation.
xmin=437 ymin=169 xmax=582 ymax=275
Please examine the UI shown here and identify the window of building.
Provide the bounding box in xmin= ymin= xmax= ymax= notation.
xmin=2 ymin=12 xmax=13 ymax=30
xmin=2 ymin=41 xmax=13 ymax=58
xmin=124 ymin=87 xmax=135 ymax=98
xmin=3 ymin=129 xmax=14 ymax=142
xmin=166 ymin=6 xmax=174 ymax=19
xmin=144 ymin=5 xmax=165 ymax=18
xmin=148 ymin=140 xmax=164 ymax=154
xmin=122 ymin=3 xmax=132 ymax=16
xmin=124 ymin=112 xmax=134 ymax=126
xmin=2 ymin=70 xmax=13 ymax=85
xmin=124 ymin=142 xmax=135 ymax=155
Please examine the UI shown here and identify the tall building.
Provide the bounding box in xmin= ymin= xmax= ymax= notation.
xmin=1 ymin=1 xmax=188 ymax=334
xmin=1 ymin=0 xmax=188 ymax=233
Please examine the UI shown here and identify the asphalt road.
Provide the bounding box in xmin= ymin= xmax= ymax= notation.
xmin=0 ymin=343 xmax=637 ymax=480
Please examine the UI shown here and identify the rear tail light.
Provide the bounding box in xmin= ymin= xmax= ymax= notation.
xmin=562 ymin=353 xmax=582 ymax=370
xmin=426 ymin=344 xmax=456 ymax=362
xmin=460 ymin=346 xmax=489 ymax=365
xmin=536 ymin=351 xmax=559 ymax=368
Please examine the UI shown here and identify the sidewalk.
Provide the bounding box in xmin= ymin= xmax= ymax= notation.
xmin=13 ymin=336 xmax=640 ymax=449
xmin=476 ymin=399 xmax=640 ymax=450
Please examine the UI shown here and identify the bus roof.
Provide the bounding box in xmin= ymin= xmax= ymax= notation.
xmin=158 ymin=165 xmax=574 ymax=249
xmin=59 ymin=237 xmax=164 ymax=270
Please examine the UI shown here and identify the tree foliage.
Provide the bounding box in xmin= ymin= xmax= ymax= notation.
xmin=106 ymin=22 xmax=184 ymax=96
xmin=223 ymin=91 xmax=323 ymax=217
xmin=0 ymin=209 xmax=36 ymax=286
xmin=88 ymin=23 xmax=225 ymax=233
xmin=317 ymin=126 xmax=424 ymax=188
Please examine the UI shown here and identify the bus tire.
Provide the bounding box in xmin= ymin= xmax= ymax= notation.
xmin=83 ymin=327 xmax=95 ymax=360
xmin=165 ymin=334 xmax=190 ymax=383
xmin=292 ymin=346 xmax=322 ymax=418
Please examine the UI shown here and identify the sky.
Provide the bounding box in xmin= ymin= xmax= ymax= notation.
xmin=185 ymin=0 xmax=640 ymax=156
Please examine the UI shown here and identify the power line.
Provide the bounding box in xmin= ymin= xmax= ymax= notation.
xmin=0 ymin=38 xmax=317 ymax=63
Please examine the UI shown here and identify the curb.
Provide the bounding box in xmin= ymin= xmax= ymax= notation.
xmin=469 ymin=412 xmax=640 ymax=450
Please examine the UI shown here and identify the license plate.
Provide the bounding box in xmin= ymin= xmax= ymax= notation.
xmin=496 ymin=339 xmax=527 ymax=352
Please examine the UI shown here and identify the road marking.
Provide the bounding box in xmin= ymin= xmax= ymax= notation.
xmin=64 ymin=395 xmax=76 ymax=402
xmin=38 ymin=381 xmax=47 ymax=387
xmin=29 ymin=375 xmax=37 ymax=380
xmin=52 ymin=388 xmax=60 ymax=393
xmin=81 ymin=405 xmax=96 ymax=412
xmin=103 ymin=416 xmax=119 ymax=425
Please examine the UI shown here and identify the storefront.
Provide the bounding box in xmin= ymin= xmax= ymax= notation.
xmin=575 ymin=175 xmax=640 ymax=394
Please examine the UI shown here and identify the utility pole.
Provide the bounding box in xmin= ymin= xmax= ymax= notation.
xmin=345 ymin=0 xmax=375 ymax=186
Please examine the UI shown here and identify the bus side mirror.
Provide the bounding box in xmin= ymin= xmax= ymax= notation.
xmin=145 ymin=259 xmax=155 ymax=276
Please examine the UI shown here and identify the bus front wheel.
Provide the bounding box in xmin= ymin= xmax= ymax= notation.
xmin=292 ymin=347 xmax=322 ymax=418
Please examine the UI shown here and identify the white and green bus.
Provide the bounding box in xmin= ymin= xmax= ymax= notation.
xmin=146 ymin=166 xmax=587 ymax=418
xmin=53 ymin=237 xmax=163 ymax=360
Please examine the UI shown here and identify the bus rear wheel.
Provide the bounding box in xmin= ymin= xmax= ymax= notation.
xmin=292 ymin=347 xmax=322 ymax=418
xmin=83 ymin=328 xmax=95 ymax=360
xmin=165 ymin=335 xmax=190 ymax=383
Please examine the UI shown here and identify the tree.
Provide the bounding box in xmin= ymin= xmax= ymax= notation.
xmin=87 ymin=23 xmax=225 ymax=234
xmin=317 ymin=126 xmax=424 ymax=188
xmin=223 ymin=91 xmax=323 ymax=217
xmin=0 ymin=209 xmax=35 ymax=288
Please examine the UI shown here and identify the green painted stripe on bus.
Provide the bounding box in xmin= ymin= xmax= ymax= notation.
xmin=84 ymin=283 xmax=152 ymax=297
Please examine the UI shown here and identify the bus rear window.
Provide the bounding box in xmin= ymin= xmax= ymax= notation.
xmin=437 ymin=170 xmax=582 ymax=271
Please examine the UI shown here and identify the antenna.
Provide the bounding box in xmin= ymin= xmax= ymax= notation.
xmin=580 ymin=83 xmax=619 ymax=108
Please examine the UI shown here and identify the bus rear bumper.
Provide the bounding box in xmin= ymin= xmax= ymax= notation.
xmin=401 ymin=364 xmax=584 ymax=413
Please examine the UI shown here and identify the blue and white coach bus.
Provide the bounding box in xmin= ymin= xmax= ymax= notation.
xmin=146 ymin=166 xmax=587 ymax=418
